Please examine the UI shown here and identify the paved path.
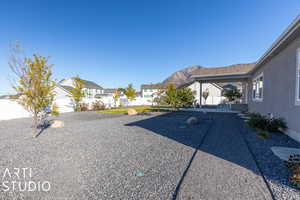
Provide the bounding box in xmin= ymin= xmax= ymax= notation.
xmin=0 ymin=112 xmax=274 ymax=199
xmin=176 ymin=113 xmax=273 ymax=200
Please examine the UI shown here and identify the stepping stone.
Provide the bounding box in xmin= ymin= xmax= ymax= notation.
xmin=271 ymin=146 xmax=300 ymax=161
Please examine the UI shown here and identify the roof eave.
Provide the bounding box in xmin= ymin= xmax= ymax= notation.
xmin=250 ymin=15 xmax=300 ymax=74
xmin=191 ymin=73 xmax=251 ymax=80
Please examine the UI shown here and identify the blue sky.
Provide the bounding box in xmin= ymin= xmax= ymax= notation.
xmin=0 ymin=0 xmax=299 ymax=93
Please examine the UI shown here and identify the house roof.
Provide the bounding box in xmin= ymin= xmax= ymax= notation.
xmin=192 ymin=63 xmax=255 ymax=78
xmin=60 ymin=78 xmax=103 ymax=90
xmin=141 ymin=83 xmax=164 ymax=89
xmin=82 ymin=80 xmax=103 ymax=90
xmin=250 ymin=14 xmax=300 ymax=74
xmin=59 ymin=85 xmax=74 ymax=93
xmin=95 ymin=94 xmax=110 ymax=98
xmin=103 ymin=88 xmax=117 ymax=94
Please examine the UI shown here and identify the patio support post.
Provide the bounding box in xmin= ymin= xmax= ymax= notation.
xmin=241 ymin=81 xmax=248 ymax=104
xmin=199 ymin=81 xmax=202 ymax=107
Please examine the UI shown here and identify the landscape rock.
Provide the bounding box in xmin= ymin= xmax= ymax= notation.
xmin=50 ymin=120 xmax=64 ymax=128
xmin=127 ymin=108 xmax=138 ymax=116
xmin=186 ymin=117 xmax=199 ymax=125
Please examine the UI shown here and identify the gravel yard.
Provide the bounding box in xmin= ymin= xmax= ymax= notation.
xmin=0 ymin=111 xmax=299 ymax=199
xmin=239 ymin=118 xmax=300 ymax=200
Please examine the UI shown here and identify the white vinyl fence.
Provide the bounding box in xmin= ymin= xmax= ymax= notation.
xmin=0 ymin=100 xmax=31 ymax=121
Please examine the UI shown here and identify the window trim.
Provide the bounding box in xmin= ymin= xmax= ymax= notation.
xmin=296 ymin=48 xmax=300 ymax=106
xmin=252 ymin=72 xmax=264 ymax=102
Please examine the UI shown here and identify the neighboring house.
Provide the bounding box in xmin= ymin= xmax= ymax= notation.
xmin=95 ymin=88 xmax=119 ymax=107
xmin=53 ymin=78 xmax=104 ymax=112
xmin=59 ymin=78 xmax=104 ymax=98
xmin=141 ymin=84 xmax=163 ymax=99
xmin=183 ymin=82 xmax=225 ymax=105
xmin=103 ymin=88 xmax=118 ymax=95
xmin=53 ymin=85 xmax=74 ymax=113
xmin=246 ymin=15 xmax=300 ymax=141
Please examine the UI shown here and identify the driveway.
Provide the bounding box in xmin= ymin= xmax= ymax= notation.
xmin=0 ymin=112 xmax=273 ymax=199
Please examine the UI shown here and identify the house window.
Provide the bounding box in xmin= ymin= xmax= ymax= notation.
xmin=252 ymin=72 xmax=264 ymax=101
xmin=296 ymin=48 xmax=300 ymax=105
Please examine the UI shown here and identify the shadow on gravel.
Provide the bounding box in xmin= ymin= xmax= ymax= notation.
xmin=126 ymin=111 xmax=213 ymax=149
xmin=125 ymin=111 xmax=300 ymax=196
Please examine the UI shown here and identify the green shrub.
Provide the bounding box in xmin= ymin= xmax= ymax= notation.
xmin=266 ymin=118 xmax=287 ymax=132
xmin=256 ymin=129 xmax=269 ymax=139
xmin=160 ymin=83 xmax=195 ymax=109
xmin=246 ymin=113 xmax=287 ymax=133
xmin=246 ymin=113 xmax=269 ymax=130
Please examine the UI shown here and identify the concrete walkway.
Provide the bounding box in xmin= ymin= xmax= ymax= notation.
xmin=176 ymin=113 xmax=273 ymax=200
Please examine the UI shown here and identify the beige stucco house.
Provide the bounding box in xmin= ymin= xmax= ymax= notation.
xmin=246 ymin=15 xmax=300 ymax=141
xmin=188 ymin=15 xmax=300 ymax=141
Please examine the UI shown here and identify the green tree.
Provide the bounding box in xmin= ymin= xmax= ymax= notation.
xmin=9 ymin=43 xmax=58 ymax=137
xmin=202 ymin=89 xmax=209 ymax=105
xmin=124 ymin=84 xmax=136 ymax=102
xmin=160 ymin=83 xmax=194 ymax=109
xmin=113 ymin=89 xmax=121 ymax=107
xmin=68 ymin=76 xmax=85 ymax=111
xmin=153 ymin=88 xmax=165 ymax=105
xmin=223 ymin=88 xmax=242 ymax=103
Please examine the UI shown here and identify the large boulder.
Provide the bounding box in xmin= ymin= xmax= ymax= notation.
xmin=50 ymin=120 xmax=64 ymax=128
xmin=127 ymin=108 xmax=138 ymax=116
xmin=186 ymin=117 xmax=199 ymax=125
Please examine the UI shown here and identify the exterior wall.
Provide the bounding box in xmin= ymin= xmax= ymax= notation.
xmin=53 ymin=87 xmax=74 ymax=113
xmin=142 ymin=89 xmax=158 ymax=98
xmin=248 ymin=36 xmax=300 ymax=135
xmin=188 ymin=82 xmax=225 ymax=105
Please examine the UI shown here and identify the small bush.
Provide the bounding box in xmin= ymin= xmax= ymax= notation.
xmin=92 ymin=100 xmax=105 ymax=111
xmin=267 ymin=118 xmax=287 ymax=132
xmin=246 ymin=113 xmax=287 ymax=133
xmin=78 ymin=103 xmax=89 ymax=112
xmin=256 ymin=129 xmax=269 ymax=139
xmin=246 ymin=113 xmax=269 ymax=130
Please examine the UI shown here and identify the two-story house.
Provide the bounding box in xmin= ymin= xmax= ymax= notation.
xmin=59 ymin=78 xmax=104 ymax=98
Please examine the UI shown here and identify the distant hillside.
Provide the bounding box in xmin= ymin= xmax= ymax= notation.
xmin=162 ymin=65 xmax=204 ymax=86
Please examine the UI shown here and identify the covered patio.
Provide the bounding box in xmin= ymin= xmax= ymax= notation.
xmin=183 ymin=63 xmax=255 ymax=112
